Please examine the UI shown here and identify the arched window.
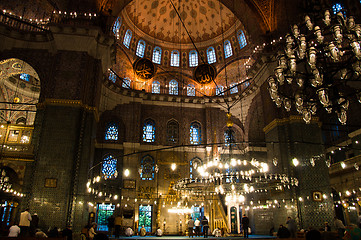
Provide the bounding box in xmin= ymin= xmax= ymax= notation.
xmin=20 ymin=73 xmax=30 ymax=81
xmin=16 ymin=117 xmax=27 ymax=125
xmin=207 ymin=47 xmax=216 ymax=64
xmin=122 ymin=78 xmax=131 ymax=88
xmin=102 ymin=154 xmax=117 ymax=179
xmin=123 ymin=29 xmax=132 ymax=48
xmin=152 ymin=47 xmax=162 ymax=64
xmin=224 ymin=128 xmax=235 ymax=147
xmin=332 ymin=3 xmax=343 ymax=15
xmin=230 ymin=83 xmax=238 ymax=94
xmin=140 ymin=155 xmax=155 ymax=180
xmin=216 ymin=86 xmax=224 ymax=96
xmin=243 ymin=81 xmax=250 ymax=88
xmin=167 ymin=120 xmax=179 ymax=144
xmin=136 ymin=40 xmax=146 ymax=58
xmin=170 ymin=50 xmax=180 ymax=67
xmin=112 ymin=17 xmax=121 ymax=37
xmin=224 ymin=40 xmax=233 ymax=58
xmin=190 ymin=121 xmax=201 ymax=145
xmin=109 ymin=71 xmax=116 ymax=83
xmin=190 ymin=157 xmax=202 ymax=178
xmin=189 ymin=50 xmax=198 ymax=67
xmin=152 ymin=81 xmax=160 ymax=94
xmin=237 ymin=30 xmax=247 ymax=49
xmin=169 ymin=79 xmax=178 ymax=95
xmin=105 ymin=123 xmax=118 ymax=141
xmin=143 ymin=119 xmax=155 ymax=142
xmin=187 ymin=84 xmax=195 ymax=96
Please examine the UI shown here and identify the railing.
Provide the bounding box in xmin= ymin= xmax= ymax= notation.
xmin=0 ymin=12 xmax=49 ymax=32
xmin=0 ymin=11 xmax=111 ymax=35
xmin=0 ymin=124 xmax=34 ymax=159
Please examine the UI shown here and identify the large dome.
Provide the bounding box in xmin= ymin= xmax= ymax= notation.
xmin=123 ymin=0 xmax=238 ymax=45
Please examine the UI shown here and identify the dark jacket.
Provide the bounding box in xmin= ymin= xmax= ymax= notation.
xmin=241 ymin=216 xmax=249 ymax=227
xmin=201 ymin=218 xmax=209 ymax=227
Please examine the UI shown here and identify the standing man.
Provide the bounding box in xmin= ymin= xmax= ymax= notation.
xmin=187 ymin=217 xmax=194 ymax=238
xmin=241 ymin=214 xmax=250 ymax=238
xmin=114 ymin=214 xmax=121 ymax=238
xmin=107 ymin=214 xmax=115 ymax=236
xmin=30 ymin=213 xmax=39 ymax=236
xmin=19 ymin=208 xmax=32 ymax=237
xmin=286 ymin=217 xmax=297 ymax=238
xmin=201 ymin=216 xmax=209 ymax=238
xmin=194 ymin=218 xmax=201 ymax=237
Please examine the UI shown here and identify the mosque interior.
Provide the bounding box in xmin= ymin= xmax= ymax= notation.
xmin=0 ymin=0 xmax=361 ymax=236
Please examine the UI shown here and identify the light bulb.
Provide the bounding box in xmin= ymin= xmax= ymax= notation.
xmin=292 ymin=158 xmax=299 ymax=167
xmin=124 ymin=169 xmax=130 ymax=177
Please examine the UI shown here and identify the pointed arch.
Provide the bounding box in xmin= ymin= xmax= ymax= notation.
xmin=170 ymin=50 xmax=180 ymax=67
xmin=224 ymin=40 xmax=233 ymax=58
xmin=140 ymin=155 xmax=155 ymax=180
xmin=143 ymin=119 xmax=155 ymax=142
xmin=152 ymin=47 xmax=162 ymax=64
xmin=167 ymin=119 xmax=179 ymax=144
xmin=123 ymin=29 xmax=132 ymax=48
xmin=206 ymin=47 xmax=216 ymax=64
xmin=190 ymin=121 xmax=201 ymax=145
xmin=136 ymin=40 xmax=146 ymax=58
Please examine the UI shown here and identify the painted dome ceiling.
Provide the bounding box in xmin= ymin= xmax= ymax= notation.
xmin=123 ymin=0 xmax=239 ymax=44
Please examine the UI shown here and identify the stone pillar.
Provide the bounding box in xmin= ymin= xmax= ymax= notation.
xmin=26 ymin=103 xmax=96 ymax=230
xmin=264 ymin=116 xmax=334 ymax=230
xmin=17 ymin=23 xmax=114 ymax=231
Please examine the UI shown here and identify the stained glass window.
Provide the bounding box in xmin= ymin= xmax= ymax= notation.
xmin=105 ymin=123 xmax=118 ymax=141
xmin=189 ymin=50 xmax=198 ymax=67
xmin=170 ymin=50 xmax=180 ymax=67
xmin=96 ymin=204 xmax=115 ymax=232
xmin=237 ymin=30 xmax=247 ymax=49
xmin=136 ymin=40 xmax=146 ymax=58
xmin=122 ymin=78 xmax=131 ymax=88
xmin=138 ymin=205 xmax=152 ymax=232
xmin=169 ymin=79 xmax=178 ymax=95
xmin=332 ymin=3 xmax=343 ymax=15
xmin=20 ymin=73 xmax=30 ymax=81
xmin=224 ymin=128 xmax=235 ymax=147
xmin=152 ymin=47 xmax=162 ymax=64
xmin=190 ymin=122 xmax=201 ymax=145
xmin=190 ymin=157 xmax=202 ymax=178
xmin=143 ymin=119 xmax=155 ymax=142
xmin=224 ymin=40 xmax=233 ymax=58
xmin=152 ymin=81 xmax=160 ymax=94
xmin=225 ymin=168 xmax=232 ymax=183
xmin=140 ymin=155 xmax=155 ymax=180
xmin=123 ymin=30 xmax=132 ymax=48
xmin=216 ymin=86 xmax=224 ymax=96
xmin=207 ymin=47 xmax=216 ymax=64
xmin=243 ymin=81 xmax=250 ymax=88
xmin=230 ymin=83 xmax=238 ymax=94
xmin=167 ymin=120 xmax=179 ymax=144
xmin=112 ymin=17 xmax=121 ymax=38
xmin=102 ymin=154 xmax=117 ymax=179
xmin=109 ymin=71 xmax=116 ymax=83
xmin=187 ymin=84 xmax=195 ymax=96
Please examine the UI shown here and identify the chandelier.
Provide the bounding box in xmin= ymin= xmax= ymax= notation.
xmin=268 ymin=9 xmax=361 ymax=124
xmin=174 ymin=116 xmax=298 ymax=205
xmin=0 ymin=168 xmax=11 ymax=192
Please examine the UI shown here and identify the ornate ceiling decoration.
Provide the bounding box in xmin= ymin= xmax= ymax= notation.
xmin=249 ymin=0 xmax=275 ymax=32
xmin=123 ymin=0 xmax=238 ymax=44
